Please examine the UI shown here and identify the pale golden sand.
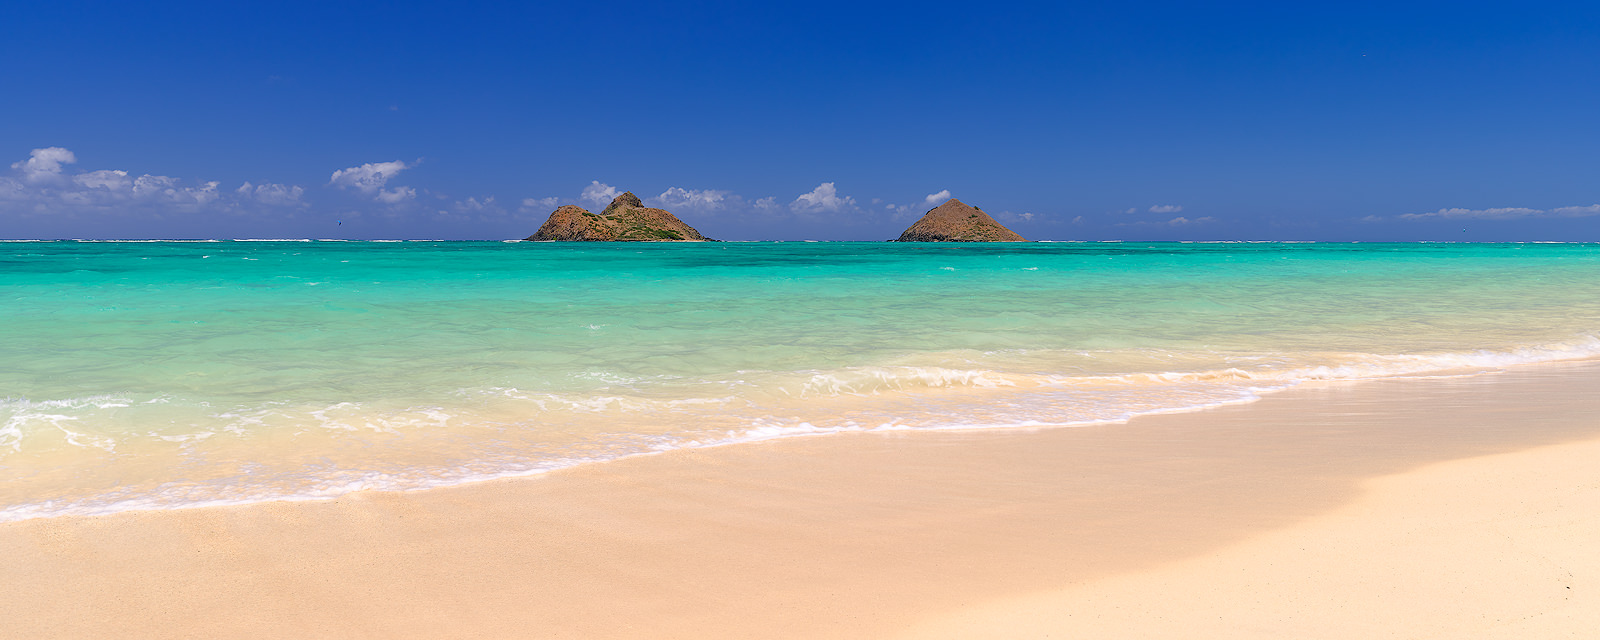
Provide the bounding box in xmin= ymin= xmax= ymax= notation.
xmin=4 ymin=363 xmax=1599 ymax=639
xmin=902 ymin=433 xmax=1600 ymax=639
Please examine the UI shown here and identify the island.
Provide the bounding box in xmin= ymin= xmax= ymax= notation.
xmin=526 ymin=192 xmax=713 ymax=241
xmin=893 ymin=198 xmax=1026 ymax=242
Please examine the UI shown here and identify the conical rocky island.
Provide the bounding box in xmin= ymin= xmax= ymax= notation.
xmin=526 ymin=192 xmax=713 ymax=241
xmin=894 ymin=198 xmax=1026 ymax=242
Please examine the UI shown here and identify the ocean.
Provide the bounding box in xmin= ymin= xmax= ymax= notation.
xmin=3 ymin=240 xmax=1598 ymax=521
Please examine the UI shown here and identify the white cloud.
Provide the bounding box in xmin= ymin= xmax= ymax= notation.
xmin=453 ymin=196 xmax=495 ymax=211
xmin=74 ymin=169 xmax=131 ymax=191
xmin=328 ymin=160 xmax=408 ymax=192
xmin=1149 ymin=204 xmax=1183 ymax=214
xmin=374 ymin=186 xmax=416 ymax=204
xmin=924 ymin=189 xmax=951 ymax=206
xmin=535 ymin=185 xmax=779 ymax=217
xmin=581 ymin=180 xmax=619 ymax=205
xmin=129 ymin=175 xmax=221 ymax=206
xmin=329 ymin=160 xmax=415 ymax=203
xmin=192 ymin=181 xmax=221 ymax=205
xmin=436 ymin=196 xmax=507 ymax=221
xmin=238 ymin=181 xmax=306 ymax=207
xmin=652 ymin=187 xmax=731 ymax=213
xmin=1404 ymin=207 xmax=1538 ymax=220
xmin=521 ymin=196 xmax=561 ymax=212
xmin=4 ymin=147 xmax=306 ymax=219
xmin=0 ymin=177 xmax=24 ymax=201
xmin=11 ymin=147 xmax=76 ymax=183
xmin=1118 ymin=216 xmax=1215 ymax=228
xmin=790 ymin=182 xmax=856 ymax=213
xmin=1399 ymin=205 xmax=1600 ymax=221
xmin=133 ymin=174 xmax=178 ymax=196
xmin=751 ymin=196 xmax=779 ymax=213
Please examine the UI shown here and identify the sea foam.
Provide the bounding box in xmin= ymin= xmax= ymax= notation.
xmin=3 ymin=240 xmax=1600 ymax=522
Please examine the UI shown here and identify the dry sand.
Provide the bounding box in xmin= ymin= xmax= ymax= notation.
xmin=902 ymin=431 xmax=1600 ymax=639
xmin=4 ymin=362 xmax=1599 ymax=639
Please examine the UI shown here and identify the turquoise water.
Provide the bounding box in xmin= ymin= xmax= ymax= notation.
xmin=4 ymin=240 xmax=1600 ymax=520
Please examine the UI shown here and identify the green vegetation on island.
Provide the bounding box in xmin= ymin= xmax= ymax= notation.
xmin=526 ymin=192 xmax=713 ymax=242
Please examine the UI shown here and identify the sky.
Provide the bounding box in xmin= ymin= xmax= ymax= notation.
xmin=2 ymin=1 xmax=1598 ymax=241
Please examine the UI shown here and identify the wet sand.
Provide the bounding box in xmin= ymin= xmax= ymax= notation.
xmin=4 ymin=362 xmax=1599 ymax=638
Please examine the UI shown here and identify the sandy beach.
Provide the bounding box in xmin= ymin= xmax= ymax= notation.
xmin=8 ymin=2 xmax=1599 ymax=638
xmin=4 ymin=362 xmax=1599 ymax=639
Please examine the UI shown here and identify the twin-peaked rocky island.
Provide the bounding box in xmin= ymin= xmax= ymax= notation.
xmin=525 ymin=192 xmax=1026 ymax=242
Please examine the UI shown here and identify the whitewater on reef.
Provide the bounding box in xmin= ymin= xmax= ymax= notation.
xmin=3 ymin=240 xmax=1599 ymax=522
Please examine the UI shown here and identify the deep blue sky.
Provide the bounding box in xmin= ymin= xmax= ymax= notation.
xmin=3 ymin=1 xmax=1598 ymax=240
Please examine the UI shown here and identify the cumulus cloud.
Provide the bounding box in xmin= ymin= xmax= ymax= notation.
xmin=237 ymin=181 xmax=306 ymax=207
xmin=0 ymin=177 xmax=25 ymax=201
xmin=435 ymin=196 xmax=509 ymax=221
xmin=329 ymin=160 xmax=415 ymax=203
xmin=452 ymin=196 xmax=496 ymax=211
xmin=132 ymin=174 xmax=177 ymax=195
xmin=374 ymin=186 xmax=416 ymax=204
xmin=996 ymin=211 xmax=1037 ymax=223
xmin=3 ymin=147 xmax=306 ymax=221
xmin=1535 ymin=205 xmax=1600 ymax=217
xmin=11 ymin=147 xmax=77 ymax=183
xmin=790 ymin=182 xmax=856 ymax=213
xmin=1114 ymin=215 xmax=1217 ymax=228
xmin=531 ymin=181 xmax=937 ymax=222
xmin=328 ymin=160 xmax=407 ymax=192
xmin=1122 ymin=205 xmax=1184 ymax=215
xmin=527 ymin=183 xmax=775 ymax=217
xmin=652 ymin=187 xmax=732 ymax=213
xmin=1398 ymin=205 xmax=1600 ymax=221
xmin=520 ymin=196 xmax=561 ymax=212
xmin=581 ymin=180 xmax=619 ymax=205
xmin=74 ymin=169 xmax=131 ymax=191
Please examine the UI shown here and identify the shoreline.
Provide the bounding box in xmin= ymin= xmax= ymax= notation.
xmin=9 ymin=354 xmax=1599 ymax=525
xmin=4 ymin=361 xmax=1600 ymax=637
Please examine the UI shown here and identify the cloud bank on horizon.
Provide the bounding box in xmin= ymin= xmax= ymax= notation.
xmin=1396 ymin=205 xmax=1600 ymax=221
xmin=2 ymin=145 xmax=1596 ymax=240
xmin=0 ymin=146 xmax=976 ymax=239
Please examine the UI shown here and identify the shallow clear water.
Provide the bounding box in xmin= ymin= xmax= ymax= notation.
xmin=3 ymin=240 xmax=1599 ymax=520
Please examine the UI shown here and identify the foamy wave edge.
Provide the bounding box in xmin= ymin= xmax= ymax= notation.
xmin=4 ymin=335 xmax=1599 ymax=524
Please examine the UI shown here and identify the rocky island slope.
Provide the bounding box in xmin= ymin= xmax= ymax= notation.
xmin=526 ymin=192 xmax=712 ymax=241
xmin=894 ymin=199 xmax=1025 ymax=242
